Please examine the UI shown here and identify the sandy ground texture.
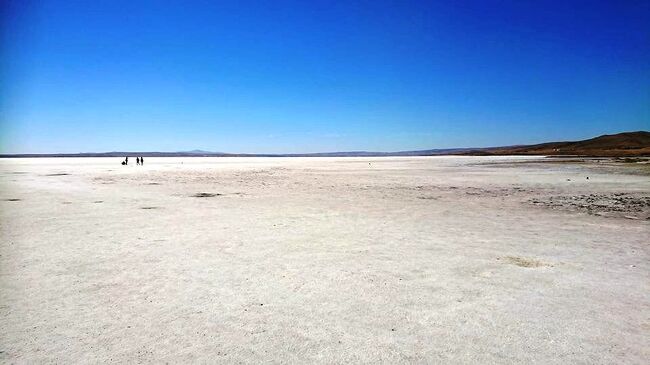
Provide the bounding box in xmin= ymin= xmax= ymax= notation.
xmin=1 ymin=156 xmax=649 ymax=364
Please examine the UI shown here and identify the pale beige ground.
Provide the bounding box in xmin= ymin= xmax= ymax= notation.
xmin=1 ymin=156 xmax=648 ymax=364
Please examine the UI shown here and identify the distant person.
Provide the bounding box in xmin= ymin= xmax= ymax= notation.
xmin=136 ymin=157 xmax=140 ymax=165
xmin=125 ymin=156 xmax=129 ymax=165
xmin=140 ymin=157 xmax=144 ymax=165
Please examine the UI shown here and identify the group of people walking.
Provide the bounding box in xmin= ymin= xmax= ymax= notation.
xmin=121 ymin=156 xmax=144 ymax=166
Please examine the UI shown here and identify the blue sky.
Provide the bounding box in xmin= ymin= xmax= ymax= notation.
xmin=2 ymin=0 xmax=649 ymax=153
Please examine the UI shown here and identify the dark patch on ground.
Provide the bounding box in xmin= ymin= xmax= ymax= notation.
xmin=192 ymin=193 xmax=223 ymax=198
xmin=93 ymin=200 xmax=104 ymax=203
xmin=616 ymin=157 xmax=646 ymax=163
xmin=140 ymin=206 xmax=160 ymax=209
xmin=3 ymin=198 xmax=21 ymax=201
xmin=463 ymin=186 xmax=532 ymax=197
xmin=45 ymin=173 xmax=70 ymax=176
xmin=93 ymin=177 xmax=116 ymax=184
xmin=530 ymin=193 xmax=650 ymax=220
xmin=474 ymin=158 xmax=650 ymax=176
xmin=408 ymin=184 xmax=532 ymax=198
xmin=503 ymin=256 xmax=550 ymax=268
xmin=146 ymin=182 xmax=161 ymax=185
xmin=473 ymin=158 xmax=601 ymax=167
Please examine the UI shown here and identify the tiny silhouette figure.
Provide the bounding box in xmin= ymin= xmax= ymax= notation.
xmin=140 ymin=157 xmax=144 ymax=165
xmin=136 ymin=157 xmax=140 ymax=165
xmin=125 ymin=156 xmax=129 ymax=165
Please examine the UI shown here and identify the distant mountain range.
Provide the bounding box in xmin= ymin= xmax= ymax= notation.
xmin=2 ymin=131 xmax=648 ymax=158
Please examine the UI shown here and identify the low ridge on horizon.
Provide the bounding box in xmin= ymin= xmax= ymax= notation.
xmin=2 ymin=131 xmax=649 ymax=158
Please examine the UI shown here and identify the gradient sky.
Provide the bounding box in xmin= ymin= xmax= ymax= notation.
xmin=2 ymin=0 xmax=649 ymax=153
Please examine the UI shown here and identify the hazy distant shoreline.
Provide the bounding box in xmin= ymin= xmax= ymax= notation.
xmin=2 ymin=131 xmax=648 ymax=158
xmin=0 ymin=149 xmax=474 ymax=158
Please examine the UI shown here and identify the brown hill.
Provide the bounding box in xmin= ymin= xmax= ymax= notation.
xmin=480 ymin=131 xmax=650 ymax=157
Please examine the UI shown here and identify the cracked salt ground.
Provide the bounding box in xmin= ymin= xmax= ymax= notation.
xmin=1 ymin=156 xmax=648 ymax=363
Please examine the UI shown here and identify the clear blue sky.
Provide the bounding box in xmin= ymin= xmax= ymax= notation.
xmin=2 ymin=0 xmax=649 ymax=153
